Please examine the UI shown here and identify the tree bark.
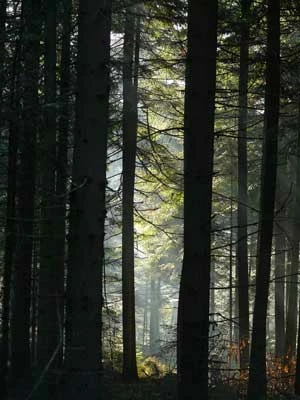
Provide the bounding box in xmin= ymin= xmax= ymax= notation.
xmin=64 ymin=0 xmax=111 ymax=397
xmin=37 ymin=0 xmax=60 ymax=376
xmin=150 ymin=276 xmax=160 ymax=355
xmin=285 ymin=242 xmax=299 ymax=361
xmin=10 ymin=0 xmax=41 ymax=384
xmin=31 ymin=234 xmax=39 ymax=365
xmin=274 ymin=222 xmax=285 ymax=358
xmin=54 ymin=0 xmax=72 ymax=366
xmin=0 ymin=0 xmax=8 ymax=392
xmin=285 ymin=151 xmax=300 ymax=360
xmin=122 ymin=1 xmax=140 ymax=382
xmin=177 ymin=1 xmax=218 ymax=399
xmin=1 ymin=125 xmax=17 ymax=392
xmin=0 ymin=17 xmax=20 ymax=396
xmin=142 ymin=282 xmax=148 ymax=350
xmin=274 ymin=116 xmax=289 ymax=359
xmin=210 ymin=255 xmax=216 ymax=325
xmin=294 ymin=98 xmax=300 ymax=395
xmin=56 ymin=0 xmax=72 ymax=265
xmin=237 ymin=0 xmax=251 ymax=370
xmin=247 ymin=0 xmax=280 ymax=398
xmin=0 ymin=0 xmax=6 ymax=120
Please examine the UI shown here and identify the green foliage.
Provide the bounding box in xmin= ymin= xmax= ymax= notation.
xmin=138 ymin=356 xmax=170 ymax=378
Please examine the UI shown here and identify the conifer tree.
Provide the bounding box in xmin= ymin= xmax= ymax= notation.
xmin=10 ymin=0 xmax=41 ymax=384
xmin=64 ymin=0 xmax=112 ymax=397
xmin=247 ymin=0 xmax=280 ymax=398
xmin=177 ymin=1 xmax=218 ymax=398
xmin=122 ymin=1 xmax=140 ymax=382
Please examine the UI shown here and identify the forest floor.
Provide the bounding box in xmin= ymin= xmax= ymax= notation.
xmin=7 ymin=369 xmax=300 ymax=400
xmin=101 ymin=367 xmax=177 ymax=400
xmin=103 ymin=377 xmax=176 ymax=400
xmin=6 ymin=371 xmax=177 ymax=400
xmin=101 ymin=375 xmax=300 ymax=400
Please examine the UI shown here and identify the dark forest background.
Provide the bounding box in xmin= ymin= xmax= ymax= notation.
xmin=0 ymin=0 xmax=300 ymax=399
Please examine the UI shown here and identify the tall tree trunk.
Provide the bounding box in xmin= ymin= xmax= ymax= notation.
xmin=150 ymin=276 xmax=160 ymax=355
xmin=177 ymin=1 xmax=218 ymax=399
xmin=0 ymin=0 xmax=6 ymax=121
xmin=237 ymin=0 xmax=251 ymax=370
xmin=274 ymin=222 xmax=285 ymax=358
xmin=247 ymin=0 xmax=280 ymax=398
xmin=294 ymin=98 xmax=300 ymax=395
xmin=0 ymin=21 xmax=20 ymax=396
xmin=31 ymin=234 xmax=39 ymax=365
xmin=274 ymin=130 xmax=288 ymax=359
xmin=142 ymin=282 xmax=148 ymax=350
xmin=122 ymin=1 xmax=140 ymax=382
xmin=210 ymin=255 xmax=216 ymax=325
xmin=64 ymin=0 xmax=111 ymax=397
xmin=1 ymin=124 xmax=17 ymax=392
xmin=37 ymin=0 xmax=59 ymax=376
xmin=229 ymin=183 xmax=233 ymax=349
xmin=55 ymin=0 xmax=72 ymax=363
xmin=10 ymin=0 xmax=41 ymax=384
xmin=286 ymin=246 xmax=292 ymax=320
xmin=285 ymin=245 xmax=299 ymax=361
xmin=285 ymin=153 xmax=300 ymax=360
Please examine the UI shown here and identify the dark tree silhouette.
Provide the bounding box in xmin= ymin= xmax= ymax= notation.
xmin=37 ymin=0 xmax=60 ymax=375
xmin=285 ymin=150 xmax=300 ymax=359
xmin=294 ymin=98 xmax=300 ymax=395
xmin=237 ymin=0 xmax=251 ymax=369
xmin=0 ymin=2 xmax=19 ymax=395
xmin=247 ymin=0 xmax=280 ymax=398
xmin=177 ymin=0 xmax=218 ymax=399
xmin=64 ymin=0 xmax=112 ymax=398
xmin=10 ymin=0 xmax=41 ymax=384
xmin=122 ymin=1 xmax=140 ymax=382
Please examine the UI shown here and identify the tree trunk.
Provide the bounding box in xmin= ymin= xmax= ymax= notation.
xmin=64 ymin=0 xmax=111 ymax=397
xmin=10 ymin=0 xmax=41 ymax=384
xmin=177 ymin=1 xmax=218 ymax=399
xmin=285 ymin=151 xmax=300 ymax=360
xmin=142 ymin=282 xmax=149 ymax=350
xmin=54 ymin=0 xmax=72 ymax=364
xmin=37 ymin=0 xmax=60 ymax=377
xmin=122 ymin=2 xmax=140 ymax=382
xmin=0 ymin=20 xmax=20 ymax=396
xmin=285 ymin=241 xmax=299 ymax=360
xmin=274 ymin=120 xmax=288 ymax=359
xmin=247 ymin=0 xmax=280 ymax=398
xmin=274 ymin=222 xmax=285 ymax=358
xmin=31 ymin=234 xmax=39 ymax=365
xmin=229 ymin=186 xmax=233 ymax=348
xmin=286 ymin=247 xmax=292 ymax=320
xmin=237 ymin=0 xmax=251 ymax=370
xmin=150 ymin=276 xmax=160 ymax=355
xmin=1 ymin=123 xmax=17 ymax=392
xmin=210 ymin=255 xmax=216 ymax=325
xmin=294 ymin=98 xmax=300 ymax=395
xmin=0 ymin=0 xmax=6 ymax=120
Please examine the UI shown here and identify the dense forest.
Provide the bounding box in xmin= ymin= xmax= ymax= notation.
xmin=0 ymin=0 xmax=300 ymax=399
